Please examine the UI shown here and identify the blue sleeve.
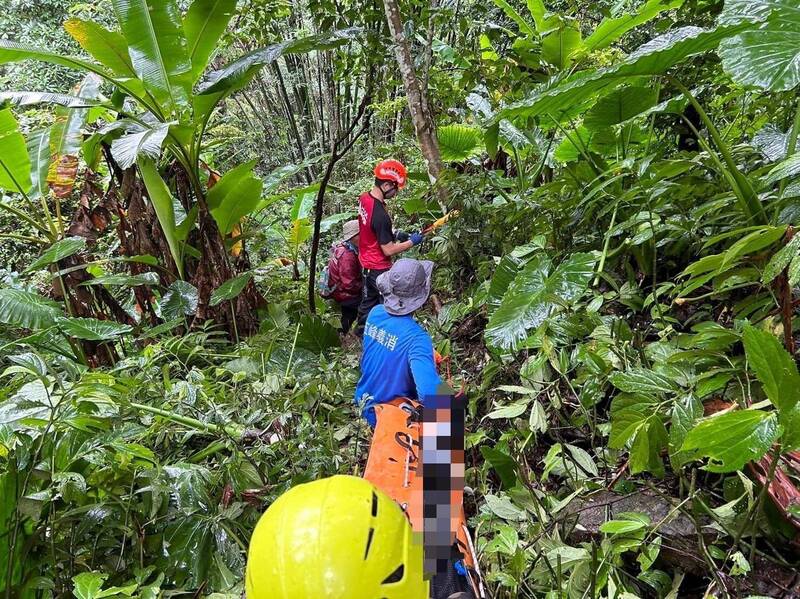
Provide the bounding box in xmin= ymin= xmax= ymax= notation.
xmin=408 ymin=330 xmax=442 ymax=405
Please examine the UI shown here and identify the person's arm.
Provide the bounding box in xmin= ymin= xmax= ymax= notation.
xmin=409 ymin=333 xmax=442 ymax=405
xmin=381 ymin=239 xmax=414 ymax=257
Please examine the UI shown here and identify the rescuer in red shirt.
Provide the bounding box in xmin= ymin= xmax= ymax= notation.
xmin=355 ymin=159 xmax=424 ymax=336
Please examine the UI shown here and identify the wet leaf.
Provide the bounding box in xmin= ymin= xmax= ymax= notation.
xmin=682 ymin=410 xmax=779 ymax=472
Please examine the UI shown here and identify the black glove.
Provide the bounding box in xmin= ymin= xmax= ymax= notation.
xmin=395 ymin=230 xmax=410 ymax=243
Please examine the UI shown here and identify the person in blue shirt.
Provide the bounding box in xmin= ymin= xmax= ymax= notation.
xmin=354 ymin=258 xmax=442 ymax=427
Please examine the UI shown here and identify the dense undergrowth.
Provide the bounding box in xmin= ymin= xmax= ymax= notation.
xmin=2 ymin=0 xmax=800 ymax=597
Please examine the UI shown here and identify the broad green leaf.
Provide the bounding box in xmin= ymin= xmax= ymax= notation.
xmin=681 ymin=410 xmax=779 ymax=472
xmin=437 ymin=124 xmax=482 ymax=162
xmin=48 ymin=74 xmax=102 ymax=198
xmin=0 ymin=107 xmax=31 ymax=195
xmin=26 ymin=129 xmax=50 ymax=198
xmin=64 ymin=18 xmax=136 ymax=78
xmin=199 ymin=27 xmax=361 ymax=97
xmin=481 ymin=446 xmax=518 ymax=489
xmin=721 ymin=225 xmax=787 ymax=267
xmin=486 ymin=241 xmax=544 ymax=314
xmin=486 ymin=401 xmax=529 ymax=419
xmin=209 ymin=272 xmax=253 ymax=307
xmin=160 ymin=280 xmax=198 ymax=320
xmin=719 ymin=0 xmax=800 ymax=91
xmin=762 ymin=235 xmax=800 ymax=283
xmin=110 ymin=123 xmax=170 ymax=169
xmin=0 ymin=40 xmax=114 ymax=81
xmin=56 ymin=317 xmax=133 ymax=341
xmin=138 ymin=156 xmax=184 ymax=278
xmin=778 ymin=402 xmax=800 ymax=451
xmin=669 ymin=395 xmax=703 ymax=469
xmin=0 ymin=289 xmax=62 ymax=329
xmin=752 ymin=124 xmax=789 ymax=162
xmin=630 ymin=416 xmax=667 ymax=475
xmin=26 ymin=237 xmax=85 ymax=272
xmin=111 ymin=0 xmax=193 ymax=113
xmin=609 ymin=393 xmax=656 ymax=448
xmin=497 ymin=24 xmax=751 ymax=123
xmin=764 ymin=153 xmax=800 ymax=186
xmin=183 ymin=0 xmax=237 ymax=82
xmin=542 ymin=19 xmax=582 ymax=70
xmin=609 ymin=368 xmax=678 ymax=395
xmin=207 ymin=161 xmax=264 ymax=234
xmin=600 ymin=518 xmax=648 ymax=535
xmin=582 ymin=0 xmax=684 ymax=54
xmin=296 ymin=315 xmax=340 ymax=353
xmin=492 ymin=0 xmax=535 ymax=35
xmin=742 ymin=324 xmax=800 ymax=413
xmin=485 ymin=252 xmax=596 ymax=349
xmin=584 ymin=85 xmax=659 ymax=130
xmin=526 ymin=0 xmax=546 ymax=31
xmin=484 ymin=494 xmax=527 ymax=521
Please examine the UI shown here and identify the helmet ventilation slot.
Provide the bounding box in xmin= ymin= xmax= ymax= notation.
xmin=381 ymin=564 xmax=404 ymax=584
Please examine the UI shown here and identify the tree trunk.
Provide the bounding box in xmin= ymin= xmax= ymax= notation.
xmin=382 ymin=0 xmax=448 ymax=210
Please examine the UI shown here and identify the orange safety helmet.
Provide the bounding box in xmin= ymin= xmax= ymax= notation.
xmin=374 ymin=159 xmax=408 ymax=189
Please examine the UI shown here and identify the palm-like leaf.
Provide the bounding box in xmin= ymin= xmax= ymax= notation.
xmin=110 ymin=123 xmax=171 ymax=169
xmin=0 ymin=107 xmax=31 ymax=195
xmin=111 ymin=0 xmax=193 ymax=114
xmin=0 ymin=40 xmax=110 ymax=78
xmin=437 ymin=124 xmax=482 ymax=162
xmin=0 ymin=289 xmax=62 ymax=330
xmin=485 ymin=252 xmax=596 ymax=349
xmin=183 ymin=0 xmax=237 ymax=83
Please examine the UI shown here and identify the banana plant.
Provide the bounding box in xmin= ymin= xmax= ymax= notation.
xmin=0 ymin=0 xmax=359 ymax=338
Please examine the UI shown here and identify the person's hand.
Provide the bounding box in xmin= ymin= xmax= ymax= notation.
xmin=395 ymin=230 xmax=410 ymax=243
xmin=410 ymin=231 xmax=424 ymax=246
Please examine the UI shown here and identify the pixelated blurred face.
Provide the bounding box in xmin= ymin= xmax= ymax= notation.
xmin=420 ymin=389 xmax=467 ymax=577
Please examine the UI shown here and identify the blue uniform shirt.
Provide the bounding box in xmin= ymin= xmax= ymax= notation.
xmin=354 ymin=304 xmax=442 ymax=426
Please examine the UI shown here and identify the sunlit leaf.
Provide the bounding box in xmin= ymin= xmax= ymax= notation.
xmin=682 ymin=410 xmax=779 ymax=472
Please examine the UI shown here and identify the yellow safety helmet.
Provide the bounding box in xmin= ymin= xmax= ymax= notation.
xmin=245 ymin=475 xmax=428 ymax=599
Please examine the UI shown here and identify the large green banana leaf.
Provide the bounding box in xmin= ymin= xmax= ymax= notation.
xmin=183 ymin=0 xmax=237 ymax=83
xmin=111 ymin=0 xmax=193 ymax=115
xmin=48 ymin=74 xmax=102 ymax=198
xmin=0 ymin=91 xmax=100 ymax=108
xmin=0 ymin=108 xmax=31 ymax=195
xmin=207 ymin=161 xmax=263 ymax=235
xmin=27 ymin=129 xmax=50 ymax=199
xmin=139 ymin=156 xmax=184 ymax=278
xmin=64 ymin=18 xmax=137 ymax=78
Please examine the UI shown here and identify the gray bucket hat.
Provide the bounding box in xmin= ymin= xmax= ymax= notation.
xmin=377 ymin=258 xmax=434 ymax=316
xmin=341 ymin=219 xmax=359 ymax=242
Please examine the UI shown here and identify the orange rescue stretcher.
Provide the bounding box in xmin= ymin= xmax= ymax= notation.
xmin=363 ymin=398 xmax=486 ymax=598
